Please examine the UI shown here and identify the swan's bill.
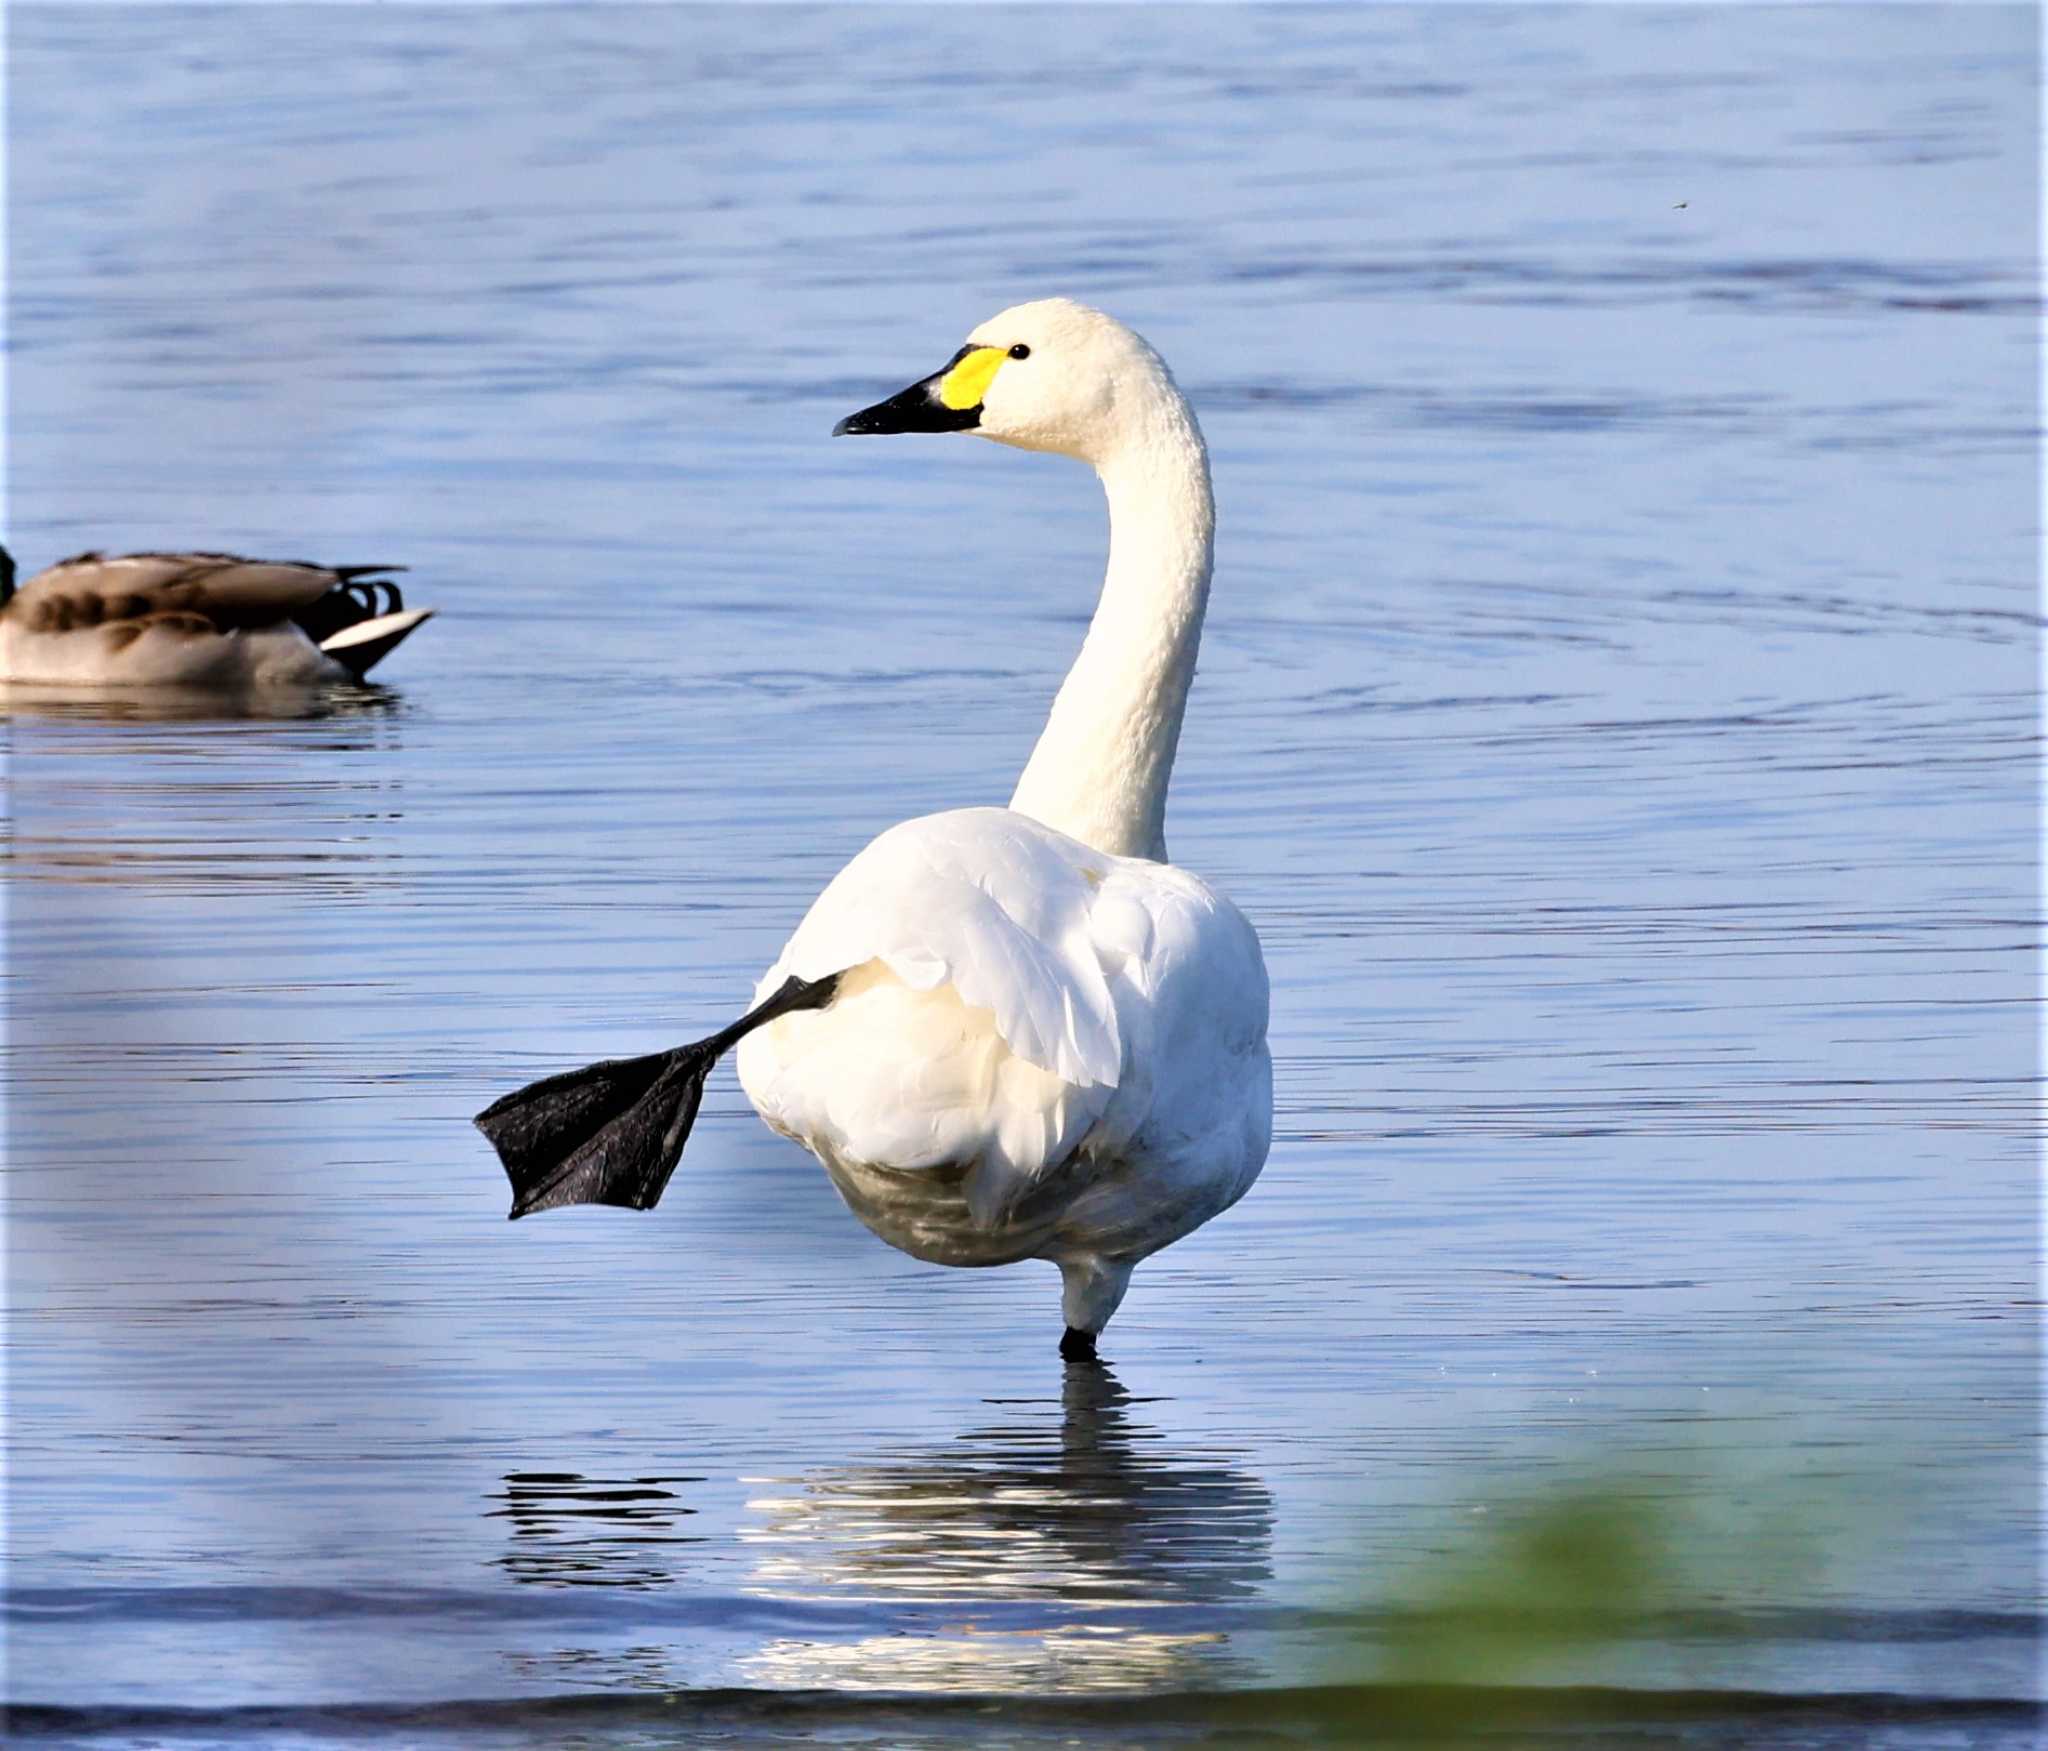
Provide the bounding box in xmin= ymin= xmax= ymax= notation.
xmin=834 ymin=343 xmax=1010 ymax=436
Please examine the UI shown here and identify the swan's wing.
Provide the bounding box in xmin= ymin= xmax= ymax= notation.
xmin=740 ymin=807 xmax=1269 ymax=1231
xmin=740 ymin=808 xmax=1124 ymax=1224
xmin=1090 ymin=857 xmax=1270 ymax=1156
xmin=761 ymin=807 xmax=1123 ymax=1090
xmin=743 ymin=960 xmax=1114 ymax=1228
xmin=11 ymin=552 xmax=404 ymax=633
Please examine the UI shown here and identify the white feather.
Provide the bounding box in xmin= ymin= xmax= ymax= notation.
xmin=760 ymin=808 xmax=1123 ymax=1088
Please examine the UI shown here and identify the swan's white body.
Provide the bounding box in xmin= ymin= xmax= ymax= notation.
xmin=736 ymin=300 xmax=1271 ymax=1342
xmin=0 ymin=550 xmax=432 ymax=687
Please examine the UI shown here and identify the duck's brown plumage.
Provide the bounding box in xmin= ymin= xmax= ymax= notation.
xmin=0 ymin=547 xmax=432 ymax=685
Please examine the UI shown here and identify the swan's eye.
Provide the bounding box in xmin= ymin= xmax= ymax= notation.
xmin=1008 ymin=344 xmax=1031 ymax=361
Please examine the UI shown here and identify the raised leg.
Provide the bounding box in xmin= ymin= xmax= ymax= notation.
xmin=475 ymin=972 xmax=839 ymax=1218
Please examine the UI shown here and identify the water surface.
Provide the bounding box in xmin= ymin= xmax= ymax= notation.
xmin=4 ymin=5 xmax=2040 ymax=1745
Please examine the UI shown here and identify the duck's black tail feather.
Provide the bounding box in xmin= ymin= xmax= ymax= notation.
xmin=474 ymin=972 xmax=840 ymax=1220
xmin=289 ymin=569 xmax=410 ymax=646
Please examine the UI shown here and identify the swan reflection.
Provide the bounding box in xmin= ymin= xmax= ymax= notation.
xmin=739 ymin=1363 xmax=1273 ymax=1692
xmin=489 ymin=1470 xmax=706 ymax=1589
xmin=489 ymin=1368 xmax=1273 ymax=1692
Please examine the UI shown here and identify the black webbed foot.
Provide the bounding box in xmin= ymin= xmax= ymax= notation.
xmin=477 ymin=1039 xmax=716 ymax=1218
xmin=475 ymin=972 xmax=839 ymax=1219
xmin=1059 ymin=1326 xmax=1100 ymax=1364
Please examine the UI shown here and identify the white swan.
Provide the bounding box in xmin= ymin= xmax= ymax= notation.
xmin=477 ymin=300 xmax=1272 ymax=1360
xmin=0 ymin=546 xmax=433 ymax=686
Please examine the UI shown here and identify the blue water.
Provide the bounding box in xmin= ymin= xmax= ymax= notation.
xmin=4 ymin=5 xmax=2040 ymax=1745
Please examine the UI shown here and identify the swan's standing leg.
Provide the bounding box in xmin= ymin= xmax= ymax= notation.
xmin=1057 ymin=1254 xmax=1133 ymax=1362
xmin=1060 ymin=1328 xmax=1099 ymax=1363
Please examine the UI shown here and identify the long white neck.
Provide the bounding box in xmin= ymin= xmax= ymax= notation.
xmin=1008 ymin=399 xmax=1213 ymax=862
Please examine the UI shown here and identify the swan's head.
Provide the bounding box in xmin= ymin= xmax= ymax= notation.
xmin=834 ymin=298 xmax=1185 ymax=466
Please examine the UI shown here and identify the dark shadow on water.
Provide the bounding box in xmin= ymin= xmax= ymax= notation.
xmin=14 ymin=1686 xmax=2041 ymax=1750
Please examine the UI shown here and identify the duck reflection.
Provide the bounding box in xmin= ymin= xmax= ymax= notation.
xmin=6 ymin=683 xmax=409 ymax=894
xmin=0 ymin=678 xmax=405 ymax=725
xmin=738 ymin=1363 xmax=1273 ymax=1692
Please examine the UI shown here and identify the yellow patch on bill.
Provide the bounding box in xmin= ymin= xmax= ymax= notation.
xmin=938 ymin=346 xmax=1006 ymax=411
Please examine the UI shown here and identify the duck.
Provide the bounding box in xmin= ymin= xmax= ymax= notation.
xmin=476 ymin=299 xmax=1272 ymax=1362
xmin=0 ymin=545 xmax=433 ymax=686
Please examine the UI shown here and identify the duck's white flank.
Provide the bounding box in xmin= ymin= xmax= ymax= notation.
xmin=0 ymin=549 xmax=432 ymax=687
xmin=735 ymin=299 xmax=1272 ymax=1349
